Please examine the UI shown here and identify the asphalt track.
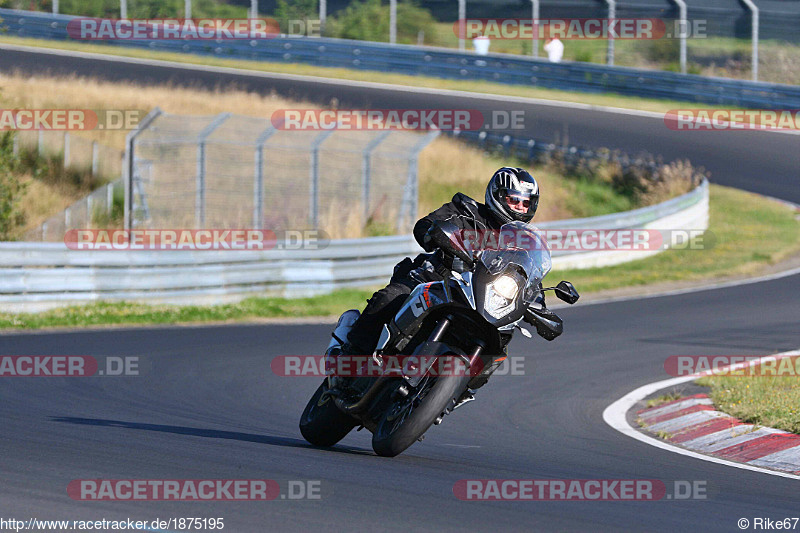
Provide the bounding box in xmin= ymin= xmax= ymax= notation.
xmin=0 ymin=45 xmax=799 ymax=532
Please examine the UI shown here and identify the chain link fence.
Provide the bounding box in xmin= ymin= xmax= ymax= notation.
xmin=127 ymin=110 xmax=438 ymax=238
xmin=18 ymin=131 xmax=125 ymax=241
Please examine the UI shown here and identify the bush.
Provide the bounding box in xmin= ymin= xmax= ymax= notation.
xmin=325 ymin=0 xmax=437 ymax=44
xmin=645 ymin=37 xmax=680 ymax=63
xmin=0 ymin=132 xmax=27 ymax=240
xmin=274 ymin=0 xmax=317 ymax=34
xmin=539 ymin=148 xmax=706 ymax=206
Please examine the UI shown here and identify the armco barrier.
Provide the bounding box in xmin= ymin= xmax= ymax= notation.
xmin=1 ymin=9 xmax=799 ymax=109
xmin=0 ymin=181 xmax=708 ymax=312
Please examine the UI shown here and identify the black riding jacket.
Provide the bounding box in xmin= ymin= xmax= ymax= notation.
xmin=397 ymin=193 xmax=545 ymax=308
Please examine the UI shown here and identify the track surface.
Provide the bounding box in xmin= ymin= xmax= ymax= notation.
xmin=0 ymin=46 xmax=799 ymax=531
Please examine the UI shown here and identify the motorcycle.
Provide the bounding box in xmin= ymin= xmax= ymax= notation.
xmin=299 ymin=219 xmax=579 ymax=457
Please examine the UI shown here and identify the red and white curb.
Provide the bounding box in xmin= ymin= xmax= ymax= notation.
xmin=603 ymin=349 xmax=800 ymax=480
xmin=637 ymin=394 xmax=800 ymax=474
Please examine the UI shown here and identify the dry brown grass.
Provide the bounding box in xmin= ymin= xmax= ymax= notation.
xmin=15 ymin=175 xmax=84 ymax=235
xmin=0 ymin=72 xmax=314 ymax=149
xmin=1 ymin=72 xmax=669 ymax=240
xmin=418 ymin=136 xmax=572 ymax=223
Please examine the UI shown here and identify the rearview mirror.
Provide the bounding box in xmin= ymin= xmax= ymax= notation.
xmin=555 ymin=281 xmax=580 ymax=304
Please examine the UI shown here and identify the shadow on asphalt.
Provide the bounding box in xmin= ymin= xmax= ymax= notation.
xmin=50 ymin=416 xmax=374 ymax=456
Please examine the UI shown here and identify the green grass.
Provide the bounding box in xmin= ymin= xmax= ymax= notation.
xmin=0 ymin=35 xmax=748 ymax=114
xmin=0 ymin=289 xmax=375 ymax=329
xmin=697 ymin=373 xmax=800 ymax=434
xmin=549 ymin=184 xmax=800 ymax=292
xmin=0 ymin=183 xmax=796 ymax=330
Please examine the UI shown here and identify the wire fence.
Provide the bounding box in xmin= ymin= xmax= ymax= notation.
xmin=18 ymin=131 xmax=125 ymax=241
xmin=127 ymin=110 xmax=439 ymax=238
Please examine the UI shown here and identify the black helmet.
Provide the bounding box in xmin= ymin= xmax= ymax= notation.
xmin=485 ymin=167 xmax=540 ymax=224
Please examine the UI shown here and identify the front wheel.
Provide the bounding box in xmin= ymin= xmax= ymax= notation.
xmin=372 ymin=357 xmax=470 ymax=457
xmin=299 ymin=380 xmax=359 ymax=447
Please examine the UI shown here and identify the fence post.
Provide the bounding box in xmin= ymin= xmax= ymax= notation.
xmin=309 ymin=130 xmax=335 ymax=229
xmin=87 ymin=193 xmax=94 ymax=227
xmin=64 ymin=132 xmax=70 ymax=168
xmin=361 ymin=131 xmax=392 ymax=224
xmin=91 ymin=141 xmax=99 ymax=178
xmin=741 ymin=0 xmax=759 ymax=81
xmin=253 ymin=125 xmax=277 ymax=229
xmin=672 ymin=0 xmax=688 ymax=74
xmin=398 ymin=130 xmax=439 ymax=231
xmin=250 ymin=0 xmax=257 ymax=19
xmin=12 ymin=134 xmax=18 ymax=156
xmin=120 ymin=0 xmax=127 ymax=19
xmin=531 ymin=0 xmax=539 ymax=58
xmin=457 ymin=0 xmax=466 ymax=52
xmin=53 ymin=0 xmax=59 ymax=14
xmin=124 ymin=107 xmax=162 ymax=230
xmin=195 ymin=113 xmax=231 ymax=227
xmin=38 ymin=130 xmax=44 ymax=157
xmin=108 ymin=180 xmax=114 ymax=217
xmin=185 ymin=0 xmax=192 ymax=19
xmin=390 ymin=0 xmax=397 ymax=44
xmin=320 ymin=0 xmax=327 ymax=33
xmin=606 ymin=0 xmax=615 ymax=65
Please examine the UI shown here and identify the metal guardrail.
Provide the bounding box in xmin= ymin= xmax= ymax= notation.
xmin=2 ymin=8 xmax=799 ymax=109
xmin=0 ymin=181 xmax=708 ymax=312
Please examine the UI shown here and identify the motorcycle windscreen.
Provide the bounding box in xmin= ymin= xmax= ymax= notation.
xmin=480 ymin=221 xmax=552 ymax=297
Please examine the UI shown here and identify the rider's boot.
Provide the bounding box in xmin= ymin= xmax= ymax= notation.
xmin=453 ymin=350 xmax=509 ymax=410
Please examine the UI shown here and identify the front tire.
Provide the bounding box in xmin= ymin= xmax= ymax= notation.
xmin=299 ymin=380 xmax=358 ymax=447
xmin=372 ymin=357 xmax=470 ymax=457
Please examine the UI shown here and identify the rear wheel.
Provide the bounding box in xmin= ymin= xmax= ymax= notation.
xmin=299 ymin=380 xmax=359 ymax=447
xmin=372 ymin=357 xmax=470 ymax=457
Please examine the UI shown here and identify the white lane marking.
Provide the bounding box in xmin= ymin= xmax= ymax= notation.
xmin=2 ymin=42 xmax=800 ymax=136
xmin=603 ymin=349 xmax=800 ymax=479
xmin=638 ymin=397 xmax=713 ymax=420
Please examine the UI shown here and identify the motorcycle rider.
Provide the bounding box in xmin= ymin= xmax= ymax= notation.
xmin=338 ymin=167 xmax=545 ymax=386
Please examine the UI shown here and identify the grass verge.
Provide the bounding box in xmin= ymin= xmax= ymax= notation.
xmin=1 ymin=183 xmax=797 ymax=329
xmin=0 ymin=35 xmax=744 ymax=114
xmin=696 ymin=373 xmax=800 ymax=434
xmin=549 ymin=185 xmax=800 ymax=292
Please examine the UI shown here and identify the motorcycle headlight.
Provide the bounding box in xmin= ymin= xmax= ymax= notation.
xmin=492 ymin=275 xmax=519 ymax=300
xmin=485 ymin=275 xmax=520 ymax=319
